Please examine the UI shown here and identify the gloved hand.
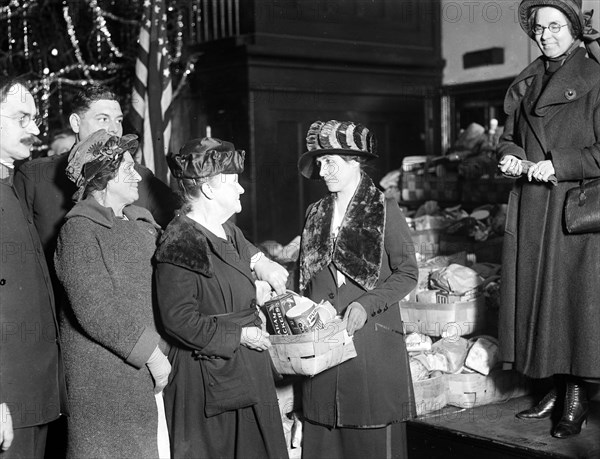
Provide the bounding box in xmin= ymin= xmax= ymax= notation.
xmin=0 ymin=403 xmax=13 ymax=452
xmin=344 ymin=302 xmax=367 ymax=336
xmin=146 ymin=346 xmax=171 ymax=394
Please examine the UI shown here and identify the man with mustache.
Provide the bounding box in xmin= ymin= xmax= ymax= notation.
xmin=0 ymin=76 xmax=66 ymax=458
xmin=13 ymin=84 xmax=178 ymax=279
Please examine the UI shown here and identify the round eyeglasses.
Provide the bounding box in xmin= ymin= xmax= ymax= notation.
xmin=0 ymin=113 xmax=43 ymax=129
xmin=532 ymin=23 xmax=568 ymax=35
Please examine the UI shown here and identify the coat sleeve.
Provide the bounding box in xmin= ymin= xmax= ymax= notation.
xmin=551 ymin=91 xmax=600 ymax=181
xmin=353 ymin=199 xmax=418 ymax=311
xmin=54 ymin=219 xmax=159 ymax=368
xmin=497 ymin=107 xmax=527 ymax=162
xmin=155 ymin=262 xmax=242 ymax=358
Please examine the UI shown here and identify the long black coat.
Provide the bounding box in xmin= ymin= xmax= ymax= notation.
xmin=0 ymin=166 xmax=66 ymax=429
xmin=497 ymin=48 xmax=600 ymax=379
xmin=154 ymin=215 xmax=288 ymax=459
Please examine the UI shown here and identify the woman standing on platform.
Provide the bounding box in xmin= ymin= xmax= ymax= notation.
xmin=297 ymin=120 xmax=418 ymax=459
xmin=498 ymin=0 xmax=600 ymax=439
xmin=154 ymin=137 xmax=289 ymax=459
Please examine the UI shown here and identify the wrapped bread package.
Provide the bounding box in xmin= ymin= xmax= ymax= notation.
xmin=464 ymin=336 xmax=499 ymax=375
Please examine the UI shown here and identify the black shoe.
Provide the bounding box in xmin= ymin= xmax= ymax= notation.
xmin=551 ymin=380 xmax=589 ymax=439
xmin=516 ymin=388 xmax=558 ymax=419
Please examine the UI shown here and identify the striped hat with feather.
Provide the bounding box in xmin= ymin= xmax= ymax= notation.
xmin=298 ymin=120 xmax=378 ymax=179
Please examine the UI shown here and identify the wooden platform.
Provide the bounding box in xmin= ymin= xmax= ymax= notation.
xmin=407 ymin=396 xmax=600 ymax=459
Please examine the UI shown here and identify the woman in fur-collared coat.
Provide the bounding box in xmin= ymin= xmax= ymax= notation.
xmin=154 ymin=137 xmax=289 ymax=459
xmin=297 ymin=120 xmax=418 ymax=459
xmin=497 ymin=0 xmax=600 ymax=439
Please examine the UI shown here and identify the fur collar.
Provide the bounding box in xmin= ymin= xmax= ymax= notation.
xmin=299 ymin=173 xmax=385 ymax=292
xmin=154 ymin=214 xmax=213 ymax=276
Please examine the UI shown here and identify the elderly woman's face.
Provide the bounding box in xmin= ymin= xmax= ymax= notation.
xmin=105 ymin=152 xmax=142 ymax=206
xmin=212 ymin=173 xmax=244 ymax=215
xmin=534 ymin=7 xmax=575 ymax=58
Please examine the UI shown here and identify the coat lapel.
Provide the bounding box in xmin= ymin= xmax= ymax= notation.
xmin=299 ymin=173 xmax=385 ymax=292
xmin=515 ymin=48 xmax=598 ymax=156
xmin=207 ymin=229 xmax=255 ymax=285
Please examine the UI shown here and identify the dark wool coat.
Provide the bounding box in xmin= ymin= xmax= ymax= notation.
xmin=299 ymin=173 xmax=418 ymax=428
xmin=0 ymin=165 xmax=66 ymax=429
xmin=154 ymin=215 xmax=289 ymax=459
xmin=497 ymin=48 xmax=600 ymax=379
xmin=54 ymin=198 xmax=164 ymax=459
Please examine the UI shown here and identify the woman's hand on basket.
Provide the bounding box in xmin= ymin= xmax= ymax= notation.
xmin=344 ymin=302 xmax=367 ymax=336
xmin=253 ymin=256 xmax=289 ymax=295
xmin=241 ymin=327 xmax=271 ymax=351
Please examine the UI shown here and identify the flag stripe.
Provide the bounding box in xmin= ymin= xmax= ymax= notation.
xmin=129 ymin=0 xmax=173 ymax=182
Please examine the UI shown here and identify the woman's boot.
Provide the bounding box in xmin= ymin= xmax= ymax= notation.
xmin=516 ymin=387 xmax=558 ymax=419
xmin=551 ymin=377 xmax=589 ymax=438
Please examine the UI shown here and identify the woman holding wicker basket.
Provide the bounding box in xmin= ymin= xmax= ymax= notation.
xmin=297 ymin=120 xmax=418 ymax=458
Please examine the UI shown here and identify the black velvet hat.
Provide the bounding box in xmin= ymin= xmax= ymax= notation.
xmin=167 ymin=137 xmax=245 ymax=180
xmin=298 ymin=120 xmax=378 ymax=180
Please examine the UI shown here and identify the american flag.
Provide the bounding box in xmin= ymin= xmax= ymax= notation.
xmin=130 ymin=0 xmax=173 ymax=182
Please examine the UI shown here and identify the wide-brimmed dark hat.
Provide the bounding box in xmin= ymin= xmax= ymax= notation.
xmin=518 ymin=0 xmax=584 ymax=38
xmin=168 ymin=137 xmax=245 ymax=180
xmin=66 ymin=129 xmax=138 ymax=201
xmin=298 ymin=120 xmax=378 ymax=179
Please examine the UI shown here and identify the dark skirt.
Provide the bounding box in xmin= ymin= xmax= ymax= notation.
xmin=302 ymin=420 xmax=408 ymax=459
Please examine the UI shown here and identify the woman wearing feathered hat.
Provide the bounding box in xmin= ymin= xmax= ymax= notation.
xmin=153 ymin=137 xmax=289 ymax=458
xmin=497 ymin=0 xmax=600 ymax=439
xmin=297 ymin=121 xmax=418 ymax=458
xmin=54 ymin=129 xmax=171 ymax=458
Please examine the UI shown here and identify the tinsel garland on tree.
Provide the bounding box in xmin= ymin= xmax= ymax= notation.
xmin=0 ymin=0 xmax=198 ymax=153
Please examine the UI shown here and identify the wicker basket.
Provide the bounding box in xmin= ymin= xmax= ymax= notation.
xmin=268 ymin=318 xmax=357 ymax=376
xmin=446 ymin=369 xmax=531 ymax=408
xmin=412 ymin=374 xmax=448 ymax=416
xmin=409 ymin=229 xmax=443 ymax=260
xmin=399 ymin=296 xmax=486 ymax=337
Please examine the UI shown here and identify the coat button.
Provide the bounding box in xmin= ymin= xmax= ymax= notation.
xmin=0 ymin=279 xmax=5 ymax=286
xmin=328 ymin=293 xmax=335 ymax=300
xmin=565 ymin=89 xmax=576 ymax=100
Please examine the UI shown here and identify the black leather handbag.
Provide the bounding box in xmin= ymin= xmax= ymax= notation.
xmin=564 ymin=178 xmax=600 ymax=234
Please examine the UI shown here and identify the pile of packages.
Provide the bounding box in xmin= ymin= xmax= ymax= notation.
xmin=406 ymin=334 xmax=500 ymax=382
xmin=403 ymin=252 xmax=501 ymax=311
xmin=406 ymin=200 xmax=507 ymax=243
xmin=406 ymin=331 xmax=531 ymax=415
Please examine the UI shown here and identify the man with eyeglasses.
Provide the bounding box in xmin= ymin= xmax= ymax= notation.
xmin=0 ymin=76 xmax=66 ymax=458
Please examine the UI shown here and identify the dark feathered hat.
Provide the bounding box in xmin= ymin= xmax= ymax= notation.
xmin=167 ymin=137 xmax=245 ymax=180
